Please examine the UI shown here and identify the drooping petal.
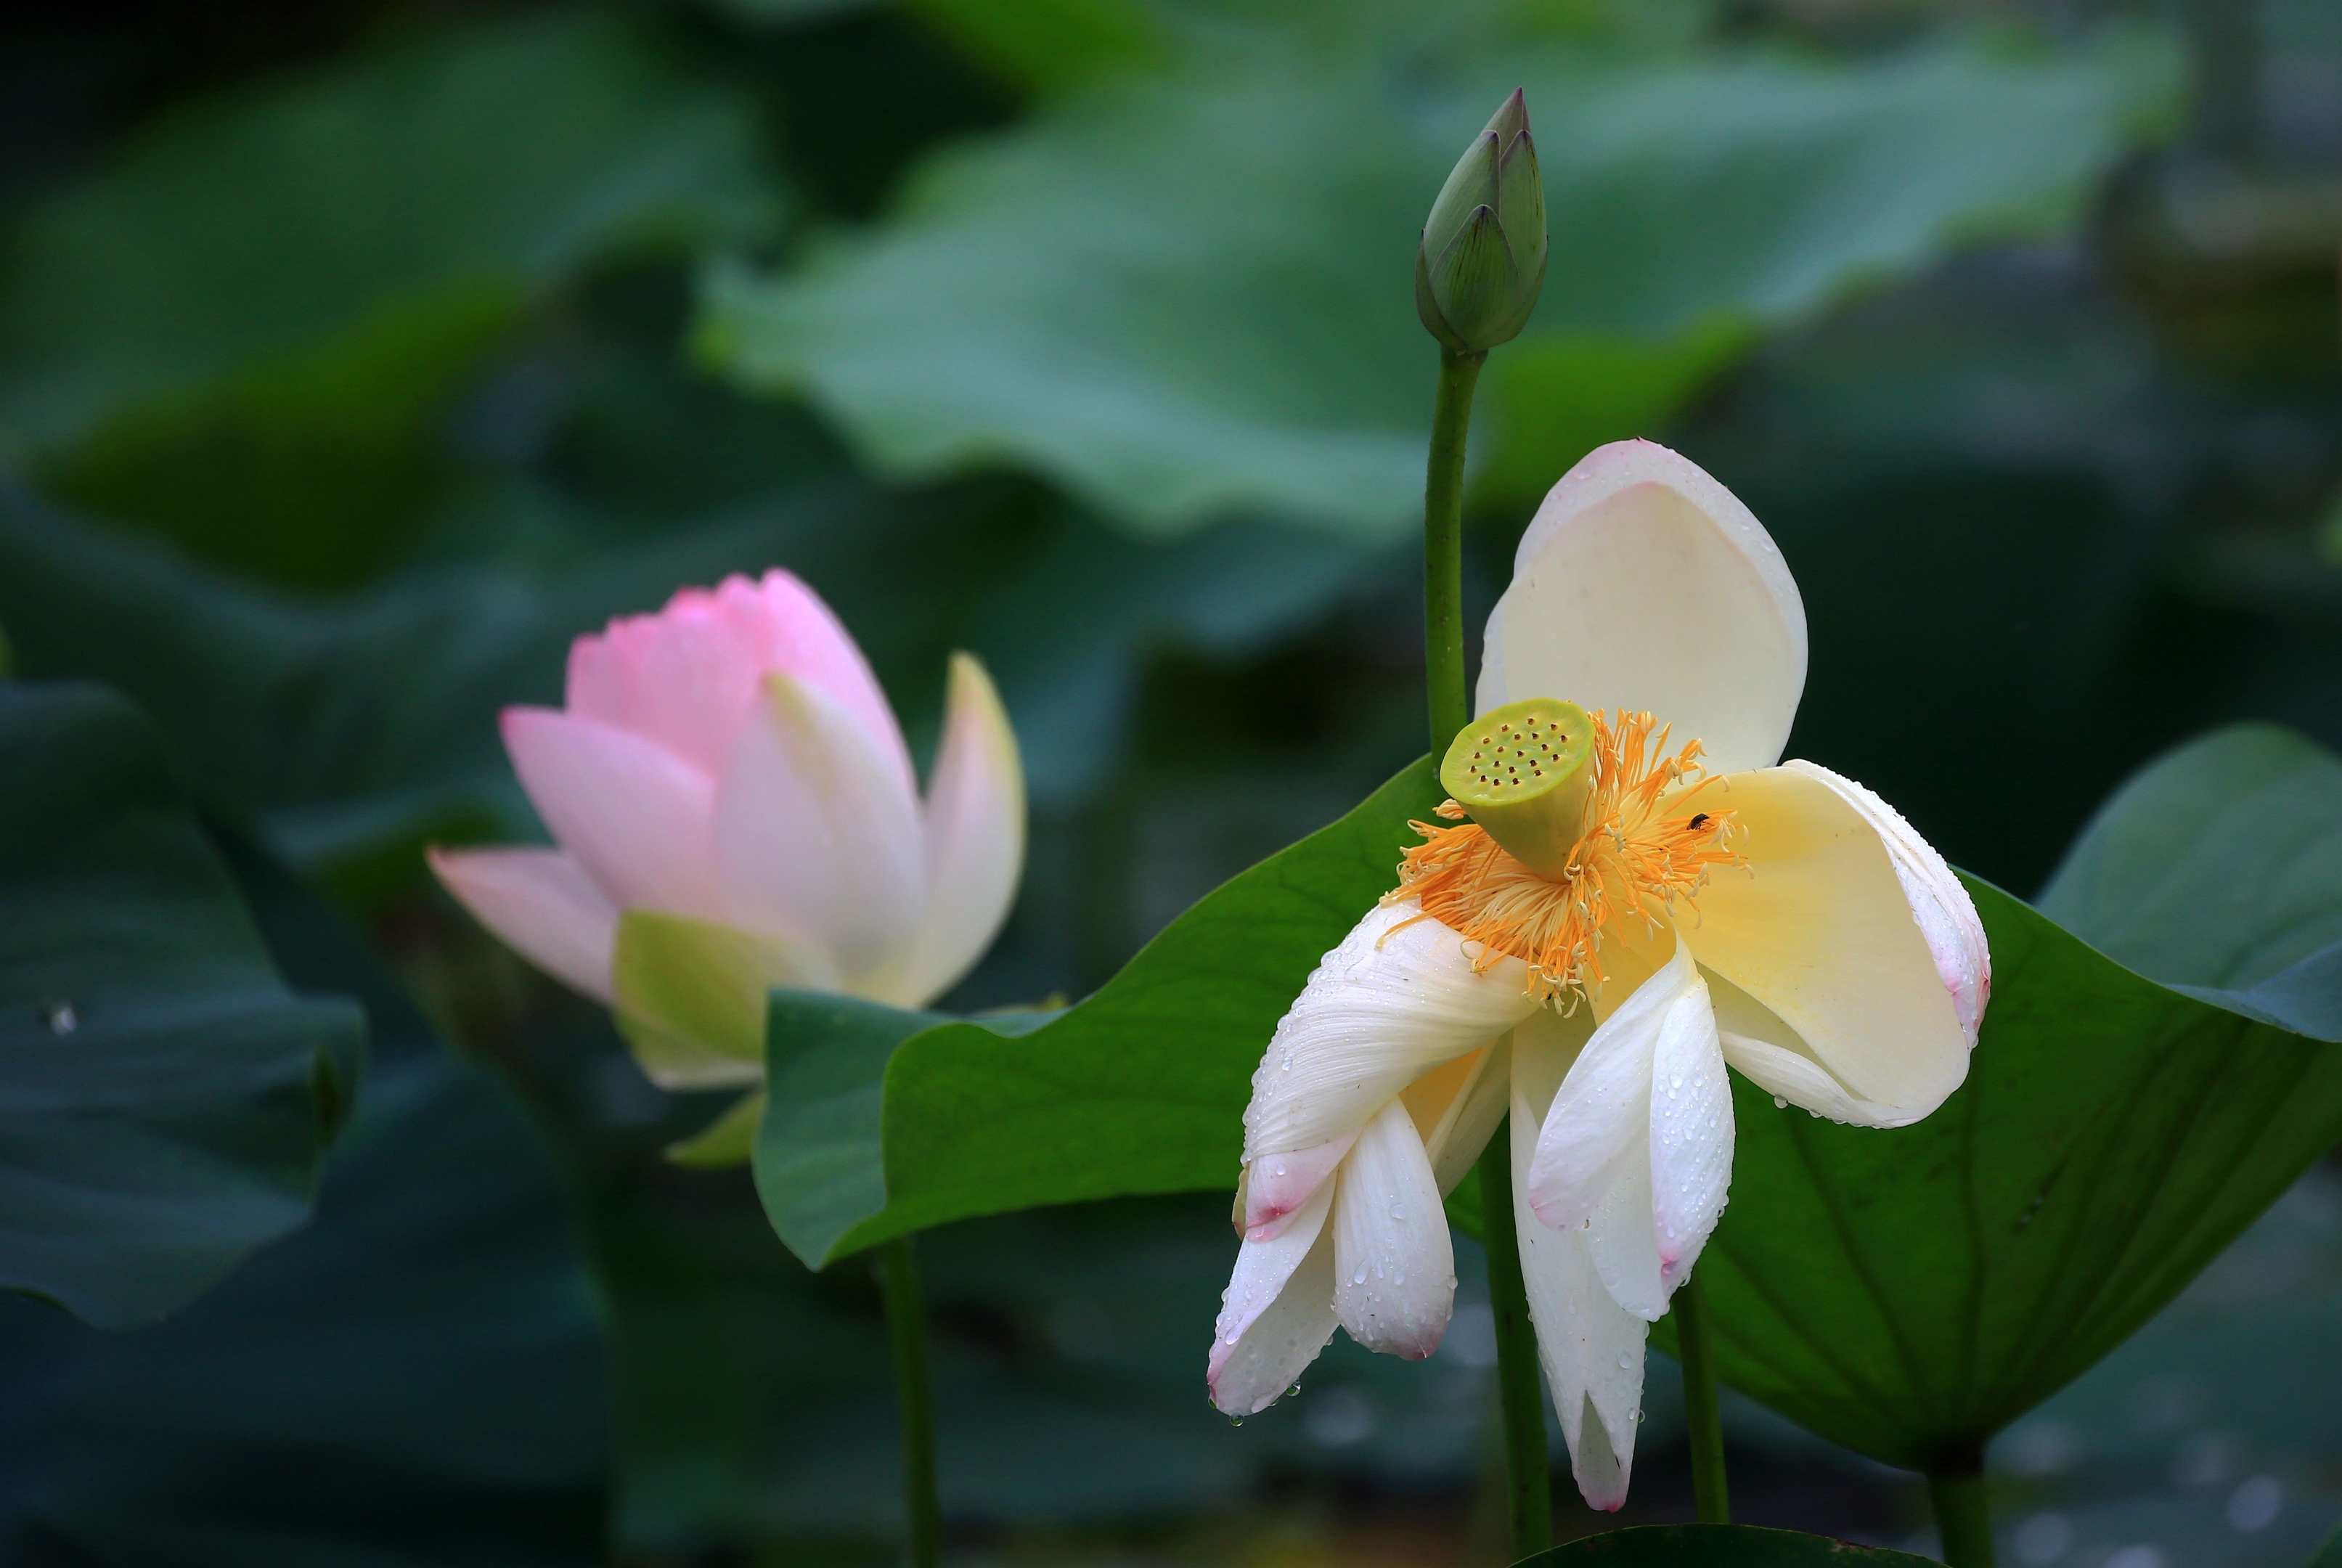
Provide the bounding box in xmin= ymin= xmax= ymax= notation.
xmin=1780 ymin=760 xmax=1990 ymax=1042
xmin=1647 ymin=970 xmax=1732 ymax=1293
xmin=566 ymin=570 xmax=914 ymax=794
xmin=1243 ymin=901 xmax=1542 ymax=1163
xmin=1681 ymin=766 xmax=1972 ymax=1124
xmin=1331 ymin=1097 xmax=1454 ymax=1360
xmin=897 ymin=653 xmax=1027 ymax=1008
xmin=1509 ymin=1022 xmax=1647 ymax=1512
xmin=1209 ymin=1176 xmax=1339 ymax=1416
xmin=1244 ymin=1130 xmax=1358 ymax=1238
xmin=1525 ymin=940 xmax=1696 ymax=1234
xmin=427 ymin=846 xmax=619 ymax=1003
xmin=710 ymin=671 xmax=927 ymax=999
xmin=500 ymin=707 xmax=718 ymax=918
xmin=1474 ymin=439 xmax=1807 ymax=775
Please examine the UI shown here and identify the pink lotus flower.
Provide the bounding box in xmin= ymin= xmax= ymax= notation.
xmin=430 ymin=571 xmax=1024 ymax=1097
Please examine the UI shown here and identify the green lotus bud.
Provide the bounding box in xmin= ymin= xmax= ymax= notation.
xmin=1416 ymin=89 xmax=1547 ymax=355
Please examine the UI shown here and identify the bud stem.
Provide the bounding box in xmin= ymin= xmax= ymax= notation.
xmin=1424 ymin=346 xmax=1486 ymax=754
xmin=1673 ymin=1269 xmax=1734 ymax=1525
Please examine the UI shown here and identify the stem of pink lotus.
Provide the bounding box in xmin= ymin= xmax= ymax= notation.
xmin=877 ymin=1236 xmax=939 ymax=1568
xmin=1673 ymin=1270 xmax=1731 ymax=1523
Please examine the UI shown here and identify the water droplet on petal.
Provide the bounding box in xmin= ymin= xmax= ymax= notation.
xmin=1351 ymin=1267 xmax=1367 ymax=1286
xmin=1389 ymin=1203 xmax=1405 ymax=1220
xmin=1617 ymin=1355 xmax=1632 ymax=1369
xmin=1773 ymin=1095 xmax=1788 ymax=1109
xmin=1273 ymin=1162 xmax=1287 ymax=1177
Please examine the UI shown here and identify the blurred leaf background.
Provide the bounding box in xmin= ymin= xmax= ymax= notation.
xmin=0 ymin=0 xmax=2337 ymax=1563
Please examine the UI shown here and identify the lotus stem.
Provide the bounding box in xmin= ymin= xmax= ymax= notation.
xmin=1475 ymin=1123 xmax=1553 ymax=1556
xmin=1424 ymin=346 xmax=1486 ymax=753
xmin=1927 ymin=1452 xmax=1996 ymax=1567
xmin=1673 ymin=1270 xmax=1731 ymax=1524
xmin=877 ymin=1236 xmax=940 ymax=1568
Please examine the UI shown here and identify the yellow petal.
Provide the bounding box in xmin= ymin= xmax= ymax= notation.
xmin=1679 ymin=766 xmax=1971 ymax=1121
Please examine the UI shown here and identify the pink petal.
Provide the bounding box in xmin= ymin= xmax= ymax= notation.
xmin=501 ymin=707 xmax=719 ymax=918
xmin=566 ymin=570 xmax=913 ymax=794
xmin=428 ymin=846 xmax=619 ymax=1003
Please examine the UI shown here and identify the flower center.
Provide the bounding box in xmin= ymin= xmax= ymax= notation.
xmin=1386 ymin=704 xmax=1744 ymax=1001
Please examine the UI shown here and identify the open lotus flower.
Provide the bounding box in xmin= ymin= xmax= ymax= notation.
xmin=1209 ymin=441 xmax=1987 ymax=1509
xmin=429 ymin=571 xmax=1024 ymax=1130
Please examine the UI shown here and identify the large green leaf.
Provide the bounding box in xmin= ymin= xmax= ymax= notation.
xmin=0 ymin=682 xmax=362 ymax=1328
xmin=703 ymin=29 xmax=2169 ymax=538
xmin=0 ymin=825 xmax=609 ymax=1564
xmin=1514 ymin=1524 xmax=1935 ymax=1564
xmin=751 ymin=756 xmax=1443 ymax=1267
xmin=2 ymin=9 xmax=777 ymax=588
xmin=1682 ymin=879 xmax=2342 ymax=1471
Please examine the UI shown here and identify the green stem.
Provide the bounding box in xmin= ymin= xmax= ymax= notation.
xmin=1927 ymin=1455 xmax=1996 ymax=1567
xmin=877 ymin=1236 xmax=940 ymax=1568
xmin=1672 ymin=1270 xmax=1731 ymax=1524
xmin=1476 ymin=1124 xmax=1553 ymax=1558
xmin=1424 ymin=347 xmax=1488 ymax=752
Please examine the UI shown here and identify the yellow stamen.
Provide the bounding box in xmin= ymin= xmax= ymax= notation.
xmin=1384 ymin=709 xmax=1744 ymax=1002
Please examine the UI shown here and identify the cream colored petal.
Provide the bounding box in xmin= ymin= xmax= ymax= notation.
xmin=1508 ymin=1038 xmax=1646 ymax=1514
xmin=711 ymin=672 xmax=926 ymax=999
xmin=1408 ymin=1037 xmax=1512 ymax=1197
xmin=1241 ymin=901 xmax=1541 ymax=1162
xmin=1331 ymin=1097 xmax=1454 ymax=1360
xmin=1780 ymin=761 xmax=1990 ymax=1042
xmin=427 ymin=846 xmax=618 ymax=1003
xmin=1209 ymin=1177 xmax=1338 ymax=1416
xmin=898 ymin=653 xmax=1026 ymax=1008
xmin=1475 ymin=439 xmax=1806 ymax=775
xmin=1683 ymin=766 xmax=1972 ymax=1122
xmin=1708 ymin=965 xmax=1896 ymax=1127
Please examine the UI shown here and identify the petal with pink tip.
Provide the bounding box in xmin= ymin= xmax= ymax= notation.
xmin=711 ymin=671 xmax=926 ymax=999
xmin=897 ymin=653 xmax=1026 ymax=1008
xmin=567 ymin=570 xmax=913 ymax=793
xmin=1476 ymin=440 xmax=1806 ymax=775
xmin=428 ymin=846 xmax=618 ymax=1003
xmin=1647 ymin=971 xmax=1731 ymax=1294
xmin=1209 ymin=1177 xmax=1338 ymax=1416
xmin=1509 ymin=1032 xmax=1647 ymax=1512
xmin=1244 ymin=1130 xmax=1357 ymax=1239
xmin=1331 ymin=1097 xmax=1454 ymax=1359
xmin=501 ymin=707 xmax=719 ymax=918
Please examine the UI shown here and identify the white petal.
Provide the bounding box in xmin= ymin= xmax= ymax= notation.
xmin=1508 ymin=1045 xmax=1646 ymax=1513
xmin=899 ymin=653 xmax=1026 ymax=1008
xmin=1243 ymin=901 xmax=1541 ymax=1163
xmin=1647 ymin=968 xmax=1731 ymax=1292
xmin=711 ymin=672 xmax=927 ymax=1000
xmin=428 ymin=846 xmax=618 ymax=1003
xmin=1475 ymin=439 xmax=1806 ymax=775
xmin=1525 ymin=940 xmax=1698 ymax=1233
xmin=1209 ymin=1177 xmax=1337 ymax=1416
xmin=1331 ymin=1098 xmax=1453 ymax=1360
xmin=1583 ymin=1146 xmax=1667 ymax=1321
xmin=1244 ymin=1130 xmax=1357 ymax=1239
xmin=1781 ymin=760 xmax=1991 ymax=1042
xmin=500 ymin=707 xmax=718 ymax=917
xmin=1681 ymin=766 xmax=1972 ymax=1122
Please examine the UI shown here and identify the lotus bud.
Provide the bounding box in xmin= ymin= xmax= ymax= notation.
xmin=1416 ymin=89 xmax=1547 ymax=354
